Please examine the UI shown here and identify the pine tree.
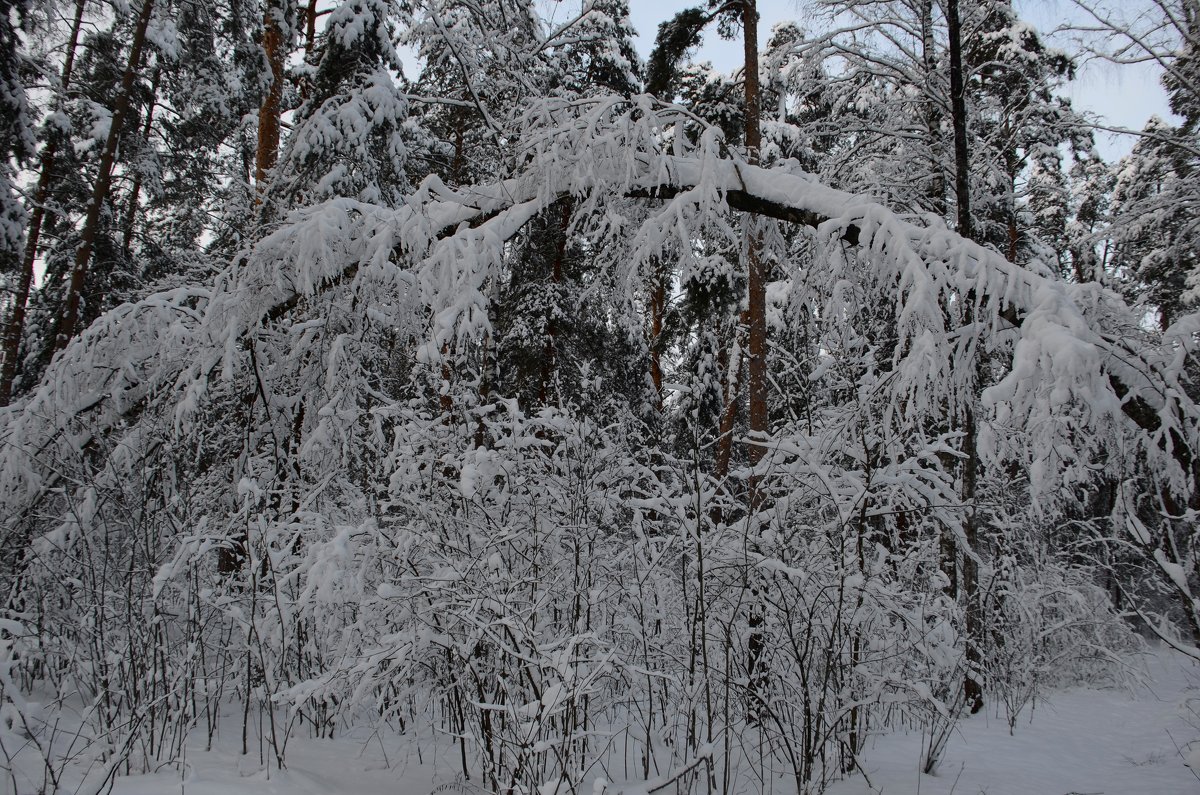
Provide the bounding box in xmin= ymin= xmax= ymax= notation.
xmin=493 ymin=0 xmax=644 ymax=414
xmin=962 ymin=0 xmax=1086 ymax=263
xmin=555 ymin=0 xmax=639 ymax=98
xmin=0 ymin=0 xmax=36 ymax=405
xmin=142 ymin=0 xmax=264 ymax=263
xmin=1065 ymin=153 xmax=1112 ymax=285
xmin=1110 ymin=117 xmax=1198 ymax=328
xmin=273 ymin=0 xmax=409 ymax=208
xmin=1098 ymin=4 xmax=1200 ymax=328
xmin=54 ymin=0 xmax=156 ymax=350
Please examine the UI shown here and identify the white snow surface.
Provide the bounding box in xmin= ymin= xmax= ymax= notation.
xmin=75 ymin=647 xmax=1200 ymax=795
xmin=828 ymin=647 xmax=1199 ymax=795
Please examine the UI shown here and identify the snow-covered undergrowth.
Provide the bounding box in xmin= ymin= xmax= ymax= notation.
xmin=0 ymin=398 xmax=1160 ymax=795
xmin=0 ymin=97 xmax=1197 ymax=795
xmin=7 ymin=646 xmax=1197 ymax=795
xmin=0 ymin=394 xmax=1149 ymax=795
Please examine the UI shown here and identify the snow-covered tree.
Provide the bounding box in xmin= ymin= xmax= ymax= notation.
xmin=1110 ymin=117 xmax=1198 ymax=327
xmin=0 ymin=0 xmax=35 ymax=405
xmin=0 ymin=4 xmax=1192 ymax=792
xmin=271 ymin=0 xmax=410 ymax=208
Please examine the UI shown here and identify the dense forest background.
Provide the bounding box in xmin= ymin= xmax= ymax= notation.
xmin=0 ymin=0 xmax=1198 ymax=793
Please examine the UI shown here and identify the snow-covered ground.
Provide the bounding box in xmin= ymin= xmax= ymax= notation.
xmin=828 ymin=647 xmax=1199 ymax=795
xmin=78 ymin=647 xmax=1198 ymax=795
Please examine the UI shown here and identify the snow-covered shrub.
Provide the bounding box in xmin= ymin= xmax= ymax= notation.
xmin=981 ymin=546 xmax=1139 ymax=734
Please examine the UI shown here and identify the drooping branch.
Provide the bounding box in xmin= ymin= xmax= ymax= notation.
xmin=0 ymin=181 xmax=539 ymax=524
xmin=5 ymin=140 xmax=1197 ymax=532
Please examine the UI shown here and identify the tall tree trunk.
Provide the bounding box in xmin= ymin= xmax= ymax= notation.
xmin=713 ymin=321 xmax=742 ymax=482
xmin=931 ymin=0 xmax=957 ymax=601
xmin=648 ymin=261 xmax=665 ymax=412
xmin=305 ymin=1 xmax=318 ymax=58
xmin=440 ymin=343 xmax=453 ymax=417
xmin=714 ymin=0 xmax=767 ymax=487
xmin=0 ymin=0 xmax=87 ymax=403
xmin=744 ymin=0 xmax=766 ymax=504
xmin=537 ymin=199 xmax=572 ymax=407
xmin=919 ymin=0 xmax=947 ymax=217
xmin=121 ymin=67 xmax=160 ymax=255
xmin=1003 ymin=117 xmax=1020 ymax=263
xmin=300 ymin=1 xmax=319 ymax=101
xmin=255 ymin=0 xmax=286 ymax=194
xmin=54 ymin=0 xmax=155 ymax=352
xmin=741 ymin=0 xmax=770 ymax=722
xmin=959 ymin=395 xmax=985 ymax=713
xmin=947 ymin=0 xmax=985 ymax=715
xmin=947 ymin=0 xmax=972 ymax=241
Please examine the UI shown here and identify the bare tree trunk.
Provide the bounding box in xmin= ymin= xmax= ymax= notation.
xmin=1003 ymin=119 xmax=1020 ymax=263
xmin=440 ymin=344 xmax=453 ymax=417
xmin=255 ymin=0 xmax=286 ymax=194
xmin=121 ymin=67 xmax=160 ymax=255
xmin=947 ymin=0 xmax=971 ymax=242
xmin=740 ymin=0 xmax=770 ymax=722
xmin=54 ymin=0 xmax=155 ymax=352
xmin=960 ymin=398 xmax=985 ymax=713
xmin=919 ymin=0 xmax=947 ymax=217
xmin=947 ymin=0 xmax=985 ymax=714
xmin=0 ymin=0 xmax=87 ymax=403
xmin=713 ymin=0 xmax=767 ymax=488
xmin=305 ymin=1 xmax=318 ymax=57
xmin=713 ymin=315 xmax=742 ymax=483
xmin=928 ymin=0 xmax=957 ymax=602
xmin=299 ymin=1 xmax=321 ymax=101
xmin=744 ymin=0 xmax=766 ymax=506
xmin=648 ymin=262 xmax=666 ymax=412
xmin=537 ymin=199 xmax=572 ymax=407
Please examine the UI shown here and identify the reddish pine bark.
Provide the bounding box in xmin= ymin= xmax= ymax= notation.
xmin=0 ymin=0 xmax=87 ymax=403
xmin=255 ymin=0 xmax=286 ymax=194
xmin=54 ymin=0 xmax=156 ymax=352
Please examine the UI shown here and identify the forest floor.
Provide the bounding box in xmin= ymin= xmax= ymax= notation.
xmin=826 ymin=645 xmax=1200 ymax=795
xmin=74 ymin=646 xmax=1199 ymax=795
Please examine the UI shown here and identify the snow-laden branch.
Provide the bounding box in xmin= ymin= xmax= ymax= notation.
xmin=2 ymin=95 xmax=1197 ymax=534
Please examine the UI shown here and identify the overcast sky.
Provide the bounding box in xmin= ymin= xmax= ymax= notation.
xmin=553 ymin=0 xmax=1175 ymax=162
